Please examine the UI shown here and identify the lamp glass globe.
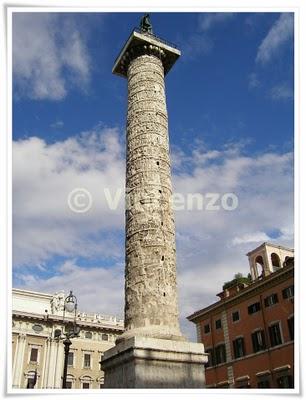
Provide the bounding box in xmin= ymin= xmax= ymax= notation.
xmin=65 ymin=301 xmax=75 ymax=313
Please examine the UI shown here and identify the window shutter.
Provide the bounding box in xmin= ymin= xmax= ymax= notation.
xmin=242 ymin=338 xmax=245 ymax=356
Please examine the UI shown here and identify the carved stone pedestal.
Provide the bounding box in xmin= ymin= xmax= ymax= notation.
xmin=102 ymin=336 xmax=207 ymax=388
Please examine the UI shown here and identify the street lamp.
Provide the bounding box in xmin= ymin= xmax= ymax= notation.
xmin=55 ymin=291 xmax=81 ymax=389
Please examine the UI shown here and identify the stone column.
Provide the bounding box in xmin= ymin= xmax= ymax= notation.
xmin=122 ymin=53 xmax=182 ymax=342
xmin=12 ymin=335 xmax=19 ymax=386
xmin=54 ymin=341 xmax=65 ymax=388
xmin=41 ymin=337 xmax=50 ymax=388
xmin=46 ymin=339 xmax=57 ymax=388
xmin=102 ymin=27 xmax=207 ymax=388
xmin=221 ymin=310 xmax=235 ymax=388
xmin=12 ymin=333 xmax=26 ymax=388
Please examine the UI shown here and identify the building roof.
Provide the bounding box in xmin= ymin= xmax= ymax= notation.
xmin=13 ymin=287 xmax=54 ymax=299
xmin=246 ymin=242 xmax=294 ymax=256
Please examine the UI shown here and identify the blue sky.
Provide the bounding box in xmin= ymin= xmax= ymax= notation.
xmin=12 ymin=12 xmax=294 ymax=339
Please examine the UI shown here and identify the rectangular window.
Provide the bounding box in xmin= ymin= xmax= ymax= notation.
xmin=248 ymin=302 xmax=261 ymax=314
xmin=277 ymin=375 xmax=293 ymax=388
xmin=66 ymin=381 xmax=72 ymax=389
xmin=269 ymin=323 xmax=283 ymax=347
xmin=101 ymin=333 xmax=109 ymax=341
xmin=257 ymin=379 xmax=270 ymax=388
xmin=82 ymin=382 xmax=90 ymax=389
xmin=282 ymin=285 xmax=294 ymax=299
xmin=288 ymin=317 xmax=294 ymax=341
xmin=67 ymin=352 xmax=74 ymax=367
xmin=30 ymin=348 xmax=38 ymax=362
xmin=215 ymin=344 xmax=226 ymax=364
xmin=264 ymin=293 xmax=279 ymax=307
xmin=251 ymin=330 xmax=266 ymax=352
xmin=215 ymin=319 xmax=222 ymax=330
xmin=85 ymin=331 xmax=92 ymax=339
xmin=204 ymin=324 xmax=210 ymax=334
xmin=236 ymin=382 xmax=250 ymax=388
xmin=206 ymin=348 xmax=214 ymax=367
xmin=232 ymin=311 xmax=240 ymax=322
xmin=27 ymin=378 xmax=36 ymax=388
xmin=233 ymin=337 xmax=245 ymax=358
xmin=84 ymin=353 xmax=91 ymax=368
xmin=217 ymin=382 xmax=229 ymax=388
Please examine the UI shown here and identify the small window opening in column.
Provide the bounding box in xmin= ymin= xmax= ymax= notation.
xmin=161 ymin=255 xmax=164 ymax=261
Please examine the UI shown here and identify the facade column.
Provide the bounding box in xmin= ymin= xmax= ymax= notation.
xmin=54 ymin=341 xmax=64 ymax=388
xmin=196 ymin=322 xmax=202 ymax=343
xmin=221 ymin=310 xmax=235 ymax=388
xmin=41 ymin=337 xmax=50 ymax=388
xmin=12 ymin=335 xmax=19 ymax=388
xmin=12 ymin=333 xmax=26 ymax=388
xmin=249 ymin=257 xmax=257 ymax=280
xmin=46 ymin=339 xmax=57 ymax=388
xmin=12 ymin=335 xmax=19 ymax=385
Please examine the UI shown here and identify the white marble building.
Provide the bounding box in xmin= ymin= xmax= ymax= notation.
xmin=12 ymin=288 xmax=124 ymax=389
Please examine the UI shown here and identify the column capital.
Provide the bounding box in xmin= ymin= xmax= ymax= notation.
xmin=18 ymin=333 xmax=27 ymax=339
xmin=113 ymin=29 xmax=180 ymax=78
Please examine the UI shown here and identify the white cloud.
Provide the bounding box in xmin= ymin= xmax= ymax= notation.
xmin=256 ymin=13 xmax=293 ymax=65
xmin=13 ymin=131 xmax=293 ymax=340
xmin=232 ymin=232 xmax=271 ymax=245
xmin=181 ymin=34 xmax=213 ymax=59
xmin=172 ymin=145 xmax=293 ymax=338
xmin=50 ymin=120 xmax=64 ymax=129
xmin=180 ymin=13 xmax=234 ymax=60
xmin=15 ymin=259 xmax=124 ymax=318
xmin=248 ymin=72 xmax=261 ymax=89
xmin=13 ymin=126 xmax=125 ymax=266
xmin=198 ymin=13 xmax=235 ymax=31
xmin=13 ymin=13 xmax=91 ymax=100
xmin=270 ymin=82 xmax=293 ymax=101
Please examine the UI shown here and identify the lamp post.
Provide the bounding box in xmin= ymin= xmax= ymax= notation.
xmin=57 ymin=290 xmax=80 ymax=389
xmin=62 ymin=337 xmax=72 ymax=389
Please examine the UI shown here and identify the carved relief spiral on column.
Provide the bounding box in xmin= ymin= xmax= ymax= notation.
xmin=124 ymin=54 xmax=180 ymax=335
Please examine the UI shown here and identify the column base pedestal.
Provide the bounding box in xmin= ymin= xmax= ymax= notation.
xmin=101 ymin=336 xmax=207 ymax=388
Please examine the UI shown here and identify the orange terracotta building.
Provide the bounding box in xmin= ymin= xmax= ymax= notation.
xmin=187 ymin=243 xmax=294 ymax=389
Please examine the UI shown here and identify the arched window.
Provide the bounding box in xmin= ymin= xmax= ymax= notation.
xmin=98 ymin=376 xmax=105 ymax=389
xmin=66 ymin=374 xmax=75 ymax=389
xmin=25 ymin=370 xmax=38 ymax=389
xmin=80 ymin=375 xmax=93 ymax=389
xmin=271 ymin=253 xmax=281 ymax=271
xmin=255 ymin=255 xmax=265 ymax=278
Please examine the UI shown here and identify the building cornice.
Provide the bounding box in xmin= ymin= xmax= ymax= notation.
xmin=12 ymin=310 xmax=124 ymax=332
xmin=12 ymin=288 xmax=53 ymax=300
xmin=246 ymin=242 xmax=294 ymax=256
